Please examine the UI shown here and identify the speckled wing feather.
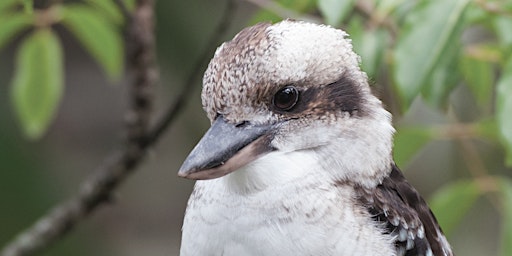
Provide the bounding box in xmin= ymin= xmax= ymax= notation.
xmin=357 ymin=164 xmax=454 ymax=256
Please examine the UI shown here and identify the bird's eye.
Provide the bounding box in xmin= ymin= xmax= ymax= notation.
xmin=273 ymin=86 xmax=299 ymax=111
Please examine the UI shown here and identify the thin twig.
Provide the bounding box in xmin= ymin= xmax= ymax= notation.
xmin=456 ymin=138 xmax=504 ymax=213
xmin=444 ymin=108 xmax=505 ymax=214
xmin=353 ymin=0 xmax=398 ymax=40
xmin=1 ymin=0 xmax=157 ymax=255
xmin=145 ymin=0 xmax=236 ymax=145
xmin=475 ymin=0 xmax=512 ymax=17
xmin=1 ymin=0 xmax=236 ymax=254
xmin=125 ymin=0 xmax=156 ymax=145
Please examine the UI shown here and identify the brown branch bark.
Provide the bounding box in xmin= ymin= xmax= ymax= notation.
xmin=353 ymin=0 xmax=398 ymax=41
xmin=2 ymin=0 xmax=156 ymax=255
xmin=0 ymin=0 xmax=235 ymax=255
xmin=145 ymin=0 xmax=235 ymax=144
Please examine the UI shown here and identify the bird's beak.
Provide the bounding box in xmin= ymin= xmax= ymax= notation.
xmin=178 ymin=116 xmax=275 ymax=180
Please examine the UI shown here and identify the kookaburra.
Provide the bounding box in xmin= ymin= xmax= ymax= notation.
xmin=178 ymin=20 xmax=453 ymax=256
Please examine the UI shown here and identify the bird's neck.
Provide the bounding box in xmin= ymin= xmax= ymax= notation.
xmin=218 ymin=150 xmax=325 ymax=194
xmin=218 ymin=146 xmax=392 ymax=195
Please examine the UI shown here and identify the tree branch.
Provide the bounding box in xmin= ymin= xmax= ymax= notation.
xmin=2 ymin=0 xmax=156 ymax=255
xmin=145 ymin=0 xmax=235 ymax=145
xmin=353 ymin=0 xmax=398 ymax=40
xmin=1 ymin=0 xmax=235 ymax=255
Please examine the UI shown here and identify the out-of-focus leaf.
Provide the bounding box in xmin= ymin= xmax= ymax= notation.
xmin=497 ymin=177 xmax=512 ymax=256
xmin=465 ymin=1 xmax=489 ymax=24
xmin=318 ymin=0 xmax=355 ymax=26
xmin=421 ymin=40 xmax=461 ymax=109
xmin=393 ymin=127 xmax=434 ymax=167
xmin=496 ymin=57 xmax=512 ymax=166
xmin=250 ymin=10 xmax=282 ymax=24
xmin=0 ymin=13 xmax=32 ymax=50
xmin=86 ymin=0 xmax=124 ymax=25
xmin=358 ymin=28 xmax=387 ymax=77
xmin=62 ymin=4 xmax=123 ymax=80
xmin=11 ymin=29 xmax=63 ymax=139
xmin=0 ymin=0 xmax=19 ymax=12
xmin=494 ymin=16 xmax=512 ymax=55
xmin=429 ymin=180 xmax=481 ymax=235
xmin=349 ymin=17 xmax=387 ymax=78
xmin=376 ymin=0 xmax=407 ymax=16
xmin=389 ymin=0 xmax=417 ymax=22
xmin=249 ymin=0 xmax=316 ymax=25
xmin=475 ymin=119 xmax=500 ymax=142
xmin=123 ymin=0 xmax=136 ymax=10
xmin=464 ymin=43 xmax=503 ymax=63
xmin=281 ymin=0 xmax=316 ymax=11
xmin=22 ymin=0 xmax=32 ymax=13
xmin=347 ymin=14 xmax=364 ymax=37
xmin=393 ymin=0 xmax=470 ymax=108
xmin=460 ymin=53 xmax=493 ymax=107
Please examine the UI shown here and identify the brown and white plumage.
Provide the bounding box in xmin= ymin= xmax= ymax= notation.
xmin=178 ymin=20 xmax=453 ymax=256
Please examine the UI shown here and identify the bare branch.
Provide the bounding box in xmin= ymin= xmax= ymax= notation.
xmin=1 ymin=152 xmax=131 ymax=256
xmin=1 ymin=0 xmax=237 ymax=255
xmin=353 ymin=0 xmax=398 ymax=40
xmin=145 ymin=0 xmax=236 ymax=145
xmin=125 ymin=0 xmax=156 ymax=145
xmin=1 ymin=0 xmax=157 ymax=255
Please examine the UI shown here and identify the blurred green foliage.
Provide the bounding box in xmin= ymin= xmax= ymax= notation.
xmin=1 ymin=0 xmax=511 ymax=255
xmin=0 ymin=0 xmax=127 ymax=139
xmin=247 ymin=4 xmax=511 ymax=253
xmin=293 ymin=1 xmax=511 ymax=255
xmin=11 ymin=29 xmax=63 ymax=139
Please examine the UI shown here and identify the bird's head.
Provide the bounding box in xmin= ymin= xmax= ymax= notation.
xmin=179 ymin=20 xmax=395 ymax=187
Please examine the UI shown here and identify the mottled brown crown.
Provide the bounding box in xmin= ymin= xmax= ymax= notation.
xmin=201 ymin=20 xmax=372 ymax=125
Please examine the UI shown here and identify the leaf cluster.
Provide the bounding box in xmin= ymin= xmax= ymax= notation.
xmin=0 ymin=0 xmax=131 ymax=139
xmin=1 ymin=0 xmax=511 ymax=255
xmin=250 ymin=0 xmax=512 ymax=255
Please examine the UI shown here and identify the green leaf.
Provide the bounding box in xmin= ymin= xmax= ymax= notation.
xmin=475 ymin=119 xmax=500 ymax=143
xmin=62 ymin=4 xmax=123 ymax=80
xmin=122 ymin=0 xmax=136 ymax=11
xmin=86 ymin=0 xmax=124 ymax=25
xmin=393 ymin=0 xmax=470 ymax=108
xmin=359 ymin=29 xmax=387 ymax=78
xmin=0 ymin=13 xmax=32 ymax=50
xmin=494 ymin=16 xmax=512 ymax=55
xmin=429 ymin=180 xmax=481 ymax=235
xmin=317 ymin=0 xmax=355 ymax=26
xmin=0 ymin=0 xmax=20 ymax=12
xmin=22 ymin=0 xmax=32 ymax=14
xmin=421 ymin=40 xmax=461 ymax=109
xmin=282 ymin=0 xmax=316 ymax=11
xmin=249 ymin=10 xmax=282 ymax=24
xmin=496 ymin=57 xmax=512 ymax=166
xmin=375 ymin=0 xmax=407 ymax=16
xmin=349 ymin=18 xmax=387 ymax=78
xmin=497 ymin=177 xmax=512 ymax=256
xmin=464 ymin=1 xmax=489 ymax=24
xmin=460 ymin=53 xmax=494 ymax=107
xmin=249 ymin=0 xmax=316 ymax=24
xmin=11 ymin=29 xmax=64 ymax=139
xmin=393 ymin=126 xmax=434 ymax=167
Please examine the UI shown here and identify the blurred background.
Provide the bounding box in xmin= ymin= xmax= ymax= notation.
xmin=1 ymin=0 xmax=511 ymax=255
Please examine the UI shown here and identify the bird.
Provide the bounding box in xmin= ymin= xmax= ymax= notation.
xmin=177 ymin=20 xmax=453 ymax=256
